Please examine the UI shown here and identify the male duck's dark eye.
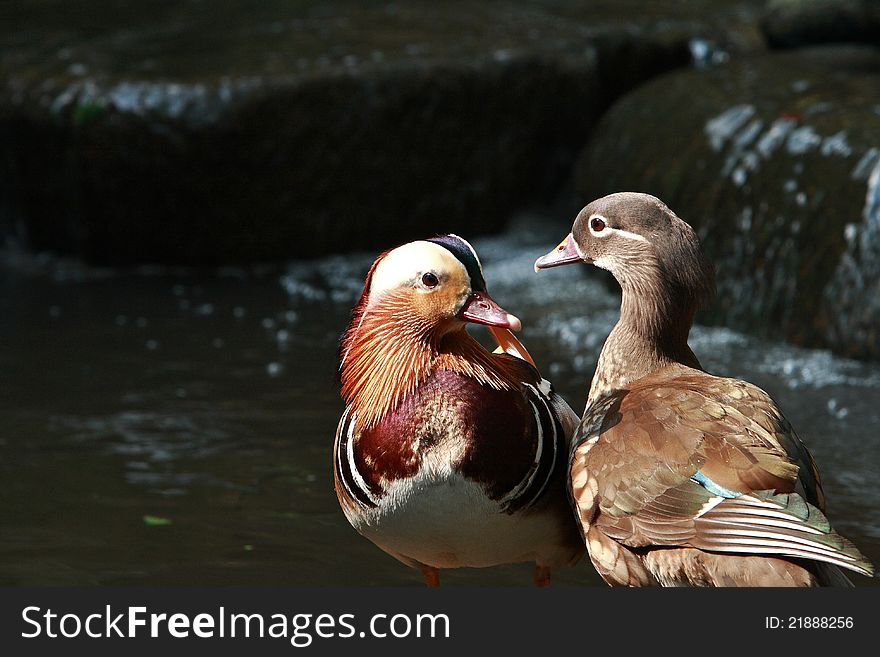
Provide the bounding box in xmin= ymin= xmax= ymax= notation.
xmin=421 ymin=272 xmax=439 ymax=288
xmin=590 ymin=217 xmax=606 ymax=232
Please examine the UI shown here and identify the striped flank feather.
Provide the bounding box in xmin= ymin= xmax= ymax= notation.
xmin=694 ymin=492 xmax=874 ymax=577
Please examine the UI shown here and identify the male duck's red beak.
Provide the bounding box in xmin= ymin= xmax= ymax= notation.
xmin=459 ymin=291 xmax=521 ymax=330
xmin=534 ymin=233 xmax=581 ymax=271
xmin=458 ymin=292 xmax=536 ymax=367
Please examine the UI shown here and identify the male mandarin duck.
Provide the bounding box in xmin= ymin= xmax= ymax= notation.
xmin=535 ymin=192 xmax=874 ymax=586
xmin=334 ymin=234 xmax=584 ymax=586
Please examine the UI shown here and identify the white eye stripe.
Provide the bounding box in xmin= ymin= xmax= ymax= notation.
xmin=610 ymin=227 xmax=650 ymax=243
xmin=587 ymin=214 xmax=649 ymax=243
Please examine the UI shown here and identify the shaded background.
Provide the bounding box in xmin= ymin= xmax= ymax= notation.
xmin=1 ymin=0 xmax=878 ymax=586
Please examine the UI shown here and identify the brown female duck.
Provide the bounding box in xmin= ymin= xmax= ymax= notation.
xmin=535 ymin=192 xmax=874 ymax=586
xmin=336 ymin=234 xmax=583 ymax=586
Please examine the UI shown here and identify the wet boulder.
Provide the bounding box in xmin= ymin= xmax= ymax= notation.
xmin=576 ymin=46 xmax=880 ymax=359
xmin=0 ymin=0 xmax=764 ymax=265
xmin=761 ymin=0 xmax=880 ymax=48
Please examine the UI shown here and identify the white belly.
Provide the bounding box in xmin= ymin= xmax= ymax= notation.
xmin=344 ymin=463 xmax=576 ymax=570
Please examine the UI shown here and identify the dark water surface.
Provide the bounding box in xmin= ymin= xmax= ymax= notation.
xmin=2 ymin=218 xmax=878 ymax=586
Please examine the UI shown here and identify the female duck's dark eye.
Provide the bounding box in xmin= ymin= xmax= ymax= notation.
xmin=421 ymin=272 xmax=439 ymax=288
xmin=590 ymin=217 xmax=606 ymax=232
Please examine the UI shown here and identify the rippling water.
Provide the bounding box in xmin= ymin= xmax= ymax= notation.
xmin=2 ymin=215 xmax=878 ymax=586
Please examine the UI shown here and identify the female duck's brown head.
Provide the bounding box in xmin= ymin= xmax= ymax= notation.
xmin=535 ymin=192 xmax=715 ymax=312
xmin=535 ymin=192 xmax=715 ymax=329
xmin=339 ymin=234 xmax=526 ymax=428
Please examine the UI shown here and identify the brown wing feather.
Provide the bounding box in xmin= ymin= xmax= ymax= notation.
xmin=573 ymin=369 xmax=802 ymax=526
xmin=692 ymin=493 xmax=874 ymax=576
xmin=569 ymin=365 xmax=872 ymax=579
xmin=656 ymin=371 xmax=823 ymax=505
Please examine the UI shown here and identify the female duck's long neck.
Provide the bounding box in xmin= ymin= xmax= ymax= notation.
xmin=587 ymin=278 xmax=702 ymax=406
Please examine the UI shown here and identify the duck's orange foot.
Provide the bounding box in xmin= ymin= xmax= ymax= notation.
xmin=533 ymin=565 xmax=551 ymax=588
xmin=420 ymin=564 xmax=440 ymax=587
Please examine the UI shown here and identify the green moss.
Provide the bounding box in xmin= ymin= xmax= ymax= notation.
xmin=73 ymin=101 xmax=106 ymax=127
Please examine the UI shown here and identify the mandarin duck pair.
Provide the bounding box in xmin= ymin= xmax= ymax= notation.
xmin=333 ymin=193 xmax=874 ymax=587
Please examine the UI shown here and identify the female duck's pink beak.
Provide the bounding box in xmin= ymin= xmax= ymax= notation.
xmin=534 ymin=233 xmax=581 ymax=271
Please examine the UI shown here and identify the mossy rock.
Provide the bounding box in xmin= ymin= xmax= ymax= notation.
xmin=576 ymin=46 xmax=880 ymax=359
xmin=761 ymin=0 xmax=880 ymax=48
xmin=0 ymin=0 xmax=763 ymax=264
